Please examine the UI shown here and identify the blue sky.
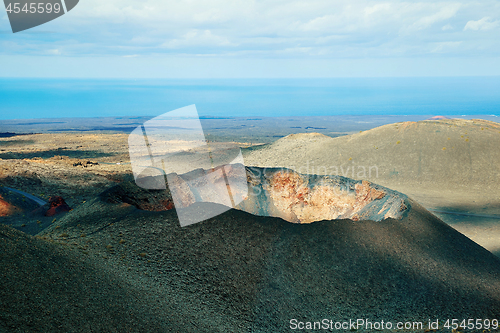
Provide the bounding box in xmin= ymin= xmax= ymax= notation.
xmin=1 ymin=0 xmax=499 ymax=78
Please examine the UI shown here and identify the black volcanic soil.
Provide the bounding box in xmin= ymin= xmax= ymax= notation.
xmin=0 ymin=224 xmax=177 ymax=332
xmin=2 ymin=193 xmax=494 ymax=332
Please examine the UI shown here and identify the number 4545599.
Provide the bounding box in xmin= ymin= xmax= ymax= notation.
xmin=444 ymin=318 xmax=499 ymax=330
xmin=5 ymin=2 xmax=62 ymax=14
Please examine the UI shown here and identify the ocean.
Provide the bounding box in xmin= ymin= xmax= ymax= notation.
xmin=0 ymin=77 xmax=499 ymax=120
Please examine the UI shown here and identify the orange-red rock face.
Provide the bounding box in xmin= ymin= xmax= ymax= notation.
xmin=239 ymin=167 xmax=408 ymax=223
xmin=262 ymin=171 xmax=391 ymax=223
xmin=0 ymin=195 xmax=20 ymax=217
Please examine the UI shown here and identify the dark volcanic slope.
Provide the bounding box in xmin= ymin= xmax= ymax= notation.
xmin=19 ymin=190 xmax=500 ymax=332
xmin=0 ymin=224 xmax=181 ymax=333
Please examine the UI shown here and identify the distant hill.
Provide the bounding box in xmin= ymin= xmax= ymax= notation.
xmin=244 ymin=119 xmax=500 ymax=213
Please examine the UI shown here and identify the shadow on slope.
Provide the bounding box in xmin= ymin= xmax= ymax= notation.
xmin=0 ymin=149 xmax=116 ymax=160
xmin=0 ymin=139 xmax=35 ymax=146
xmin=0 ymin=224 xmax=181 ymax=333
xmin=33 ymin=190 xmax=500 ymax=332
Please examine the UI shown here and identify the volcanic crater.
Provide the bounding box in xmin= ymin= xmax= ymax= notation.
xmin=103 ymin=166 xmax=409 ymax=224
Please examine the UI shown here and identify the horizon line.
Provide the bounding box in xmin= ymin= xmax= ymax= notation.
xmin=2 ymin=75 xmax=500 ymax=80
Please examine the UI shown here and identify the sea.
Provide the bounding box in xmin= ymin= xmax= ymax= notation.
xmin=0 ymin=77 xmax=499 ymax=120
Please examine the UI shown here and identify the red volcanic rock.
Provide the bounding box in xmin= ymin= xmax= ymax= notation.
xmin=0 ymin=195 xmax=20 ymax=217
xmin=355 ymin=180 xmax=386 ymax=202
xmin=261 ymin=171 xmax=391 ymax=223
xmin=240 ymin=167 xmax=408 ymax=223
xmin=45 ymin=196 xmax=71 ymax=217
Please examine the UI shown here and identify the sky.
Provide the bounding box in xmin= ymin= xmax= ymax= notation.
xmin=0 ymin=0 xmax=500 ymax=78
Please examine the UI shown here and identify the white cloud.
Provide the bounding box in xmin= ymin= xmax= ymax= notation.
xmin=402 ymin=3 xmax=462 ymax=33
xmin=430 ymin=41 xmax=462 ymax=53
xmin=47 ymin=49 xmax=61 ymax=55
xmin=364 ymin=3 xmax=392 ymax=17
xmin=161 ymin=30 xmax=234 ymax=49
xmin=298 ymin=15 xmax=338 ymax=32
xmin=1 ymin=0 xmax=500 ymax=60
xmin=464 ymin=17 xmax=499 ymax=31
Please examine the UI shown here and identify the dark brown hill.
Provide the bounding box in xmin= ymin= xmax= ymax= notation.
xmin=0 ymin=224 xmax=182 ymax=332
xmin=10 ymin=181 xmax=495 ymax=331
